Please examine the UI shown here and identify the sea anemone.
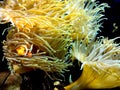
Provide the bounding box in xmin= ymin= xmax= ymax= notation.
xmin=64 ymin=37 xmax=120 ymax=90
xmin=1 ymin=0 xmax=119 ymax=90
xmin=0 ymin=0 xmax=108 ymax=74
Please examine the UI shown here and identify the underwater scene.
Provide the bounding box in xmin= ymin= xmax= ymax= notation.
xmin=0 ymin=0 xmax=120 ymax=90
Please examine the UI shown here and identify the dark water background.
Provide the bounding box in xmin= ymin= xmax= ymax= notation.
xmin=97 ymin=0 xmax=120 ymax=39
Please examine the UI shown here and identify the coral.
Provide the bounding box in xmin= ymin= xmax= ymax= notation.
xmin=0 ymin=0 xmax=120 ymax=90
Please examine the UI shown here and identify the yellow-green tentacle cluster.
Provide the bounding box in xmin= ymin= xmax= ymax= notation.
xmin=1 ymin=0 xmax=120 ymax=90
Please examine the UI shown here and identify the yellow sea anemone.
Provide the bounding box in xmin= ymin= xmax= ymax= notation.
xmin=1 ymin=0 xmax=119 ymax=90
xmin=0 ymin=0 xmax=108 ymax=74
xmin=64 ymin=37 xmax=120 ymax=90
xmin=0 ymin=0 xmax=109 ymax=40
